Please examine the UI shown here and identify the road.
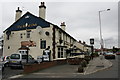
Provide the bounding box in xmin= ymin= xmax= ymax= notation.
xmin=2 ymin=67 xmax=23 ymax=80
xmin=8 ymin=55 xmax=119 ymax=79
xmin=0 ymin=62 xmax=4 ymax=80
xmin=75 ymin=56 xmax=118 ymax=78
xmin=1 ymin=55 xmax=119 ymax=80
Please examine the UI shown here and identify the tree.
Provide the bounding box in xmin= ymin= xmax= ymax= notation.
xmin=113 ymin=46 xmax=118 ymax=53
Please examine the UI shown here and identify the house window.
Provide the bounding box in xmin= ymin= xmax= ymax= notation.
xmin=26 ymin=31 xmax=31 ymax=38
xmin=59 ymin=31 xmax=62 ymax=39
xmin=66 ymin=35 xmax=67 ymax=41
xmin=41 ymin=40 xmax=46 ymax=49
xmin=58 ymin=47 xmax=64 ymax=58
xmin=8 ymin=46 xmax=10 ymax=49
xmin=20 ymin=33 xmax=23 ymax=38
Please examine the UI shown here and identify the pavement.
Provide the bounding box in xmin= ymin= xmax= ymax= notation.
xmin=83 ymin=56 xmax=113 ymax=75
xmin=7 ymin=56 xmax=113 ymax=79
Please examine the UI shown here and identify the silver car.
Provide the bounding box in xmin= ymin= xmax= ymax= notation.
xmin=3 ymin=56 xmax=10 ymax=67
xmin=9 ymin=53 xmax=38 ymax=69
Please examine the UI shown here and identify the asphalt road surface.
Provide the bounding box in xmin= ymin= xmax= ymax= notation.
xmin=10 ymin=55 xmax=119 ymax=79
xmin=75 ymin=55 xmax=119 ymax=78
xmin=1 ymin=55 xmax=119 ymax=80
xmin=2 ymin=67 xmax=23 ymax=79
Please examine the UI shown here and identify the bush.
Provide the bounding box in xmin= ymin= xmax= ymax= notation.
xmin=78 ymin=65 xmax=84 ymax=73
xmin=92 ymin=52 xmax=99 ymax=57
xmin=81 ymin=60 xmax=87 ymax=67
xmin=84 ymin=56 xmax=91 ymax=64
xmin=85 ymin=60 xmax=89 ymax=64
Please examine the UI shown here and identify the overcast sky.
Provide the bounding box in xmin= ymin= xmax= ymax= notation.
xmin=0 ymin=0 xmax=119 ymax=49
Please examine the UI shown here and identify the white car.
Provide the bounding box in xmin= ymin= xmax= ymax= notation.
xmin=42 ymin=55 xmax=49 ymax=61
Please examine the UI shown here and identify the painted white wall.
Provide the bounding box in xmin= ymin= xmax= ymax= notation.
xmin=39 ymin=7 xmax=46 ymax=19
xmin=3 ymin=25 xmax=53 ymax=59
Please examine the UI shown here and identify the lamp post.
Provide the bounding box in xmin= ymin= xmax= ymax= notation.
xmin=98 ymin=9 xmax=110 ymax=54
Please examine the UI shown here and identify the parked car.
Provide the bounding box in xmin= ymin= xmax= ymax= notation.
xmin=0 ymin=56 xmax=4 ymax=62
xmin=116 ymin=52 xmax=120 ymax=55
xmin=9 ymin=53 xmax=38 ymax=69
xmin=104 ymin=52 xmax=115 ymax=59
xmin=3 ymin=56 xmax=10 ymax=67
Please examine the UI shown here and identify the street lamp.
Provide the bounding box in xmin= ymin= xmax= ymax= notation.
xmin=98 ymin=9 xmax=110 ymax=54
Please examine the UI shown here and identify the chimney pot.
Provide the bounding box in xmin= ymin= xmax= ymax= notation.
xmin=18 ymin=7 xmax=19 ymax=10
xmin=60 ymin=22 xmax=66 ymax=31
xmin=60 ymin=22 xmax=65 ymax=26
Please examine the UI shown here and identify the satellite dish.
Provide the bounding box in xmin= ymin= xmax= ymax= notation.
xmin=36 ymin=26 xmax=43 ymax=34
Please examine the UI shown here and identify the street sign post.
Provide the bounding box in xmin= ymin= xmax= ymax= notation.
xmin=90 ymin=38 xmax=94 ymax=59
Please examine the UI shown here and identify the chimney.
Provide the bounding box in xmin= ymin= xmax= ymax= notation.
xmin=60 ymin=22 xmax=66 ymax=31
xmin=39 ymin=2 xmax=46 ymax=19
xmin=15 ymin=7 xmax=22 ymax=21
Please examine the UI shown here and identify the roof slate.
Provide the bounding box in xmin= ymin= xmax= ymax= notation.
xmin=4 ymin=12 xmax=51 ymax=32
xmin=4 ymin=12 xmax=77 ymax=41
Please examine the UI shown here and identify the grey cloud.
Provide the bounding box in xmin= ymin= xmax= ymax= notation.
xmin=0 ymin=2 xmax=118 ymax=48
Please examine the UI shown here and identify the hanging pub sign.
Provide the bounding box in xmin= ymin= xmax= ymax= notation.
xmin=90 ymin=38 xmax=94 ymax=45
xmin=21 ymin=40 xmax=36 ymax=47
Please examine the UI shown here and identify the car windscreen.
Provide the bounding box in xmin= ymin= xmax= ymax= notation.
xmin=11 ymin=54 xmax=20 ymax=59
xmin=22 ymin=55 xmax=33 ymax=59
xmin=22 ymin=55 xmax=27 ymax=59
xmin=105 ymin=53 xmax=113 ymax=55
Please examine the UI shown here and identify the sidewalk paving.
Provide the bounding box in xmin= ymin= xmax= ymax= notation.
xmin=84 ymin=56 xmax=113 ymax=75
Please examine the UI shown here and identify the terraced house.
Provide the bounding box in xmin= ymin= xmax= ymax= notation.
xmin=3 ymin=2 xmax=91 ymax=61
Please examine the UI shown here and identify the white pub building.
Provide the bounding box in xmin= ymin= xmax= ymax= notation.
xmin=3 ymin=2 xmax=91 ymax=61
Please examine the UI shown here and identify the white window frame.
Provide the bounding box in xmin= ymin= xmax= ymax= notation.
xmin=58 ymin=47 xmax=64 ymax=58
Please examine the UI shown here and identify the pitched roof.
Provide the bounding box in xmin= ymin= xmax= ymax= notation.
xmin=4 ymin=12 xmax=51 ymax=32
xmin=4 ymin=12 xmax=77 ymax=41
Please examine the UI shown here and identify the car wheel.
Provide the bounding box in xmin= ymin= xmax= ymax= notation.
xmin=5 ymin=63 xmax=9 ymax=67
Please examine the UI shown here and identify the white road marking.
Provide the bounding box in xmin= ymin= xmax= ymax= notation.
xmin=9 ymin=74 xmax=23 ymax=79
xmin=32 ymin=73 xmax=83 ymax=75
